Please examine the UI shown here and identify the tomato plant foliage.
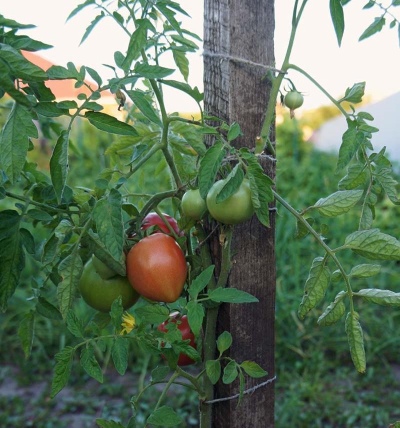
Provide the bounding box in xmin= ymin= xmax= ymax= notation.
xmin=0 ymin=0 xmax=400 ymax=426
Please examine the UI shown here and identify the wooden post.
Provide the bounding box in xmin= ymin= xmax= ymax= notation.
xmin=203 ymin=0 xmax=276 ymax=426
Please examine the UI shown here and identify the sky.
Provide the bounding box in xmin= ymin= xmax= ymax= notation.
xmin=1 ymin=0 xmax=399 ymax=113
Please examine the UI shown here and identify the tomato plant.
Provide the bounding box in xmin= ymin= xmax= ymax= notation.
xmin=206 ymin=178 xmax=254 ymax=225
xmin=181 ymin=188 xmax=207 ymax=220
xmin=141 ymin=212 xmax=183 ymax=236
xmin=79 ymin=256 xmax=140 ymax=312
xmin=158 ymin=312 xmax=197 ymax=366
xmin=126 ymin=234 xmax=188 ymax=303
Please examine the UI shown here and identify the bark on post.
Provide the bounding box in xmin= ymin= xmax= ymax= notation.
xmin=203 ymin=0 xmax=276 ymax=427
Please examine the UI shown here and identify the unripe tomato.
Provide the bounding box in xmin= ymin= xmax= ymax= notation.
xmin=181 ymin=188 xmax=207 ymax=220
xmin=79 ymin=256 xmax=140 ymax=312
xmin=158 ymin=312 xmax=196 ymax=366
xmin=126 ymin=234 xmax=187 ymax=303
xmin=284 ymin=90 xmax=304 ymax=110
xmin=141 ymin=212 xmax=183 ymax=236
xmin=206 ymin=179 xmax=254 ymax=225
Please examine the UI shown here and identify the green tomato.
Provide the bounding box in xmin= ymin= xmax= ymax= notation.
xmin=206 ymin=179 xmax=254 ymax=225
xmin=181 ymin=188 xmax=207 ymax=220
xmin=284 ymin=90 xmax=304 ymax=110
xmin=79 ymin=256 xmax=140 ymax=312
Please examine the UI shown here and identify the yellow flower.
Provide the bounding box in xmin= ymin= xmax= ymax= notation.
xmin=120 ymin=312 xmax=136 ymax=335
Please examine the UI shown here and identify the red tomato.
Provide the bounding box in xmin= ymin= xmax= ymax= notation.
xmin=126 ymin=234 xmax=187 ymax=303
xmin=158 ymin=312 xmax=196 ymax=366
xmin=141 ymin=212 xmax=183 ymax=236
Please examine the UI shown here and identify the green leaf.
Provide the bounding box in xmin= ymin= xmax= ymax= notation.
xmin=317 ymin=291 xmax=347 ymax=326
xmin=349 ymin=264 xmax=381 ymax=278
xmin=188 ymin=265 xmax=215 ymax=299
xmin=85 ymin=111 xmax=138 ymax=136
xmin=80 ymin=13 xmax=105 ymax=45
xmin=18 ymin=311 xmax=35 ymax=359
xmin=133 ymin=63 xmax=175 ymax=79
xmin=354 ymin=289 xmax=400 ymax=307
xmin=0 ymin=60 xmax=31 ymax=106
xmin=374 ymin=168 xmax=400 ymax=204
xmin=217 ymin=331 xmax=232 ymax=355
xmin=223 ymin=360 xmax=238 ymax=384
xmin=51 ymin=346 xmax=75 ymax=398
xmin=0 ymin=103 xmax=37 ymax=183
xmin=345 ymin=311 xmax=366 ymax=373
xmin=96 ymin=419 xmax=126 ymax=428
xmin=151 ymin=366 xmax=170 ymax=382
xmin=345 ymin=229 xmax=400 ymax=260
xmin=36 ymin=101 xmax=69 ymax=117
xmin=36 ymin=297 xmax=62 ymax=320
xmin=158 ymin=79 xmax=203 ymax=103
xmin=359 ymin=17 xmax=385 ymax=41
xmin=135 ymin=304 xmax=169 ymax=325
xmin=57 ymin=252 xmax=83 ymax=319
xmin=298 ymin=257 xmax=330 ymax=320
xmin=312 ymin=190 xmax=363 ymax=217
xmin=50 ymin=130 xmax=69 ymax=204
xmin=198 ymin=141 xmax=226 ymax=199
xmin=112 ymin=336 xmax=129 ymax=375
xmin=336 ymin=127 xmax=364 ymax=171
xmin=172 ymin=49 xmax=189 ymax=82
xmin=80 ymin=344 xmax=104 ymax=383
xmin=0 ymin=210 xmax=24 ymax=312
xmin=66 ymin=310 xmax=85 ymax=338
xmin=338 ymin=164 xmax=368 ymax=190
xmin=186 ymin=300 xmax=205 ymax=336
xmin=122 ymin=21 xmax=148 ymax=70
xmin=110 ymin=296 xmax=124 ymax=329
xmin=206 ymin=359 xmax=221 ymax=385
xmin=209 ymin=287 xmax=259 ymax=304
xmin=85 ymin=66 xmax=103 ymax=87
xmin=146 ymin=406 xmax=183 ymax=426
xmin=240 ymin=361 xmax=268 ymax=378
xmin=215 ymin=165 xmax=244 ymax=203
xmin=329 ymin=0 xmax=345 ymax=46
xmin=359 ymin=204 xmax=374 ymax=230
xmin=92 ymin=189 xmax=125 ymax=264
xmin=227 ymin=122 xmax=242 ymax=142
xmin=126 ymin=89 xmax=162 ymax=126
xmin=339 ymin=82 xmax=366 ymax=104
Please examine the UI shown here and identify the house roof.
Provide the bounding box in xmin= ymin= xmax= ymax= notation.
xmin=311 ymin=91 xmax=400 ymax=163
xmin=22 ymin=51 xmax=113 ymax=101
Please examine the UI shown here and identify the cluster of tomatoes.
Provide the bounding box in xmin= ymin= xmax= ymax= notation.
xmin=78 ymin=180 xmax=255 ymax=365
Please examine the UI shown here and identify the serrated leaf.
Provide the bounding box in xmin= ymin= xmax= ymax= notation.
xmin=330 ymin=0 xmax=345 ymax=46
xmin=209 ymin=287 xmax=259 ymax=304
xmin=217 ymin=331 xmax=232 ymax=355
xmin=0 ymin=103 xmax=37 ymax=183
xmin=223 ymin=360 xmax=238 ymax=384
xmin=345 ymin=312 xmax=366 ymax=373
xmin=338 ymin=164 xmax=368 ymax=190
xmin=188 ymin=264 xmax=215 ymax=299
xmin=57 ymin=252 xmax=83 ymax=319
xmin=227 ymin=122 xmax=242 ymax=142
xmin=354 ymin=289 xmax=400 ymax=306
xmin=0 ymin=210 xmax=24 ymax=312
xmin=312 ymin=190 xmax=363 ymax=217
xmin=80 ymin=345 xmax=104 ymax=383
xmin=317 ymin=291 xmax=347 ymax=326
xmin=135 ymin=304 xmax=169 ymax=325
xmin=112 ymin=336 xmax=129 ymax=375
xmin=146 ymin=406 xmax=183 ymax=426
xmin=198 ymin=141 xmax=226 ymax=199
xmin=18 ymin=311 xmax=35 ymax=359
xmin=50 ymin=130 xmax=69 ymax=204
xmin=110 ymin=296 xmax=124 ymax=329
xmin=80 ymin=13 xmax=104 ymax=45
xmin=206 ymin=359 xmax=221 ymax=384
xmin=66 ymin=310 xmax=85 ymax=338
xmin=359 ymin=204 xmax=374 ymax=230
xmin=85 ymin=111 xmax=138 ymax=136
xmin=122 ymin=22 xmax=148 ymax=70
xmin=36 ymin=297 xmax=62 ymax=320
xmin=349 ymin=264 xmax=381 ymax=278
xmin=240 ymin=360 xmax=268 ymax=378
xmin=92 ymin=189 xmax=125 ymax=264
xmin=374 ymin=168 xmax=399 ymax=204
xmin=172 ymin=49 xmax=189 ymax=82
xmin=339 ymin=82 xmax=366 ymax=103
xmin=336 ymin=127 xmax=364 ymax=171
xmin=51 ymin=346 xmax=75 ymax=398
xmin=216 ymin=165 xmax=244 ymax=203
xmin=298 ymin=257 xmax=330 ymax=320
xmin=186 ymin=300 xmax=205 ymax=336
xmin=359 ymin=17 xmax=385 ymax=41
xmin=345 ymin=229 xmax=400 ymax=260
xmin=126 ymin=89 xmax=162 ymax=126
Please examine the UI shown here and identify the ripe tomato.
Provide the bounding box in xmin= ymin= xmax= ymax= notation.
xmin=126 ymin=234 xmax=187 ymax=303
xmin=284 ymin=90 xmax=304 ymax=111
xmin=158 ymin=312 xmax=196 ymax=366
xmin=206 ymin=178 xmax=254 ymax=225
xmin=79 ymin=256 xmax=140 ymax=313
xmin=141 ymin=212 xmax=182 ymax=236
xmin=181 ymin=188 xmax=207 ymax=220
